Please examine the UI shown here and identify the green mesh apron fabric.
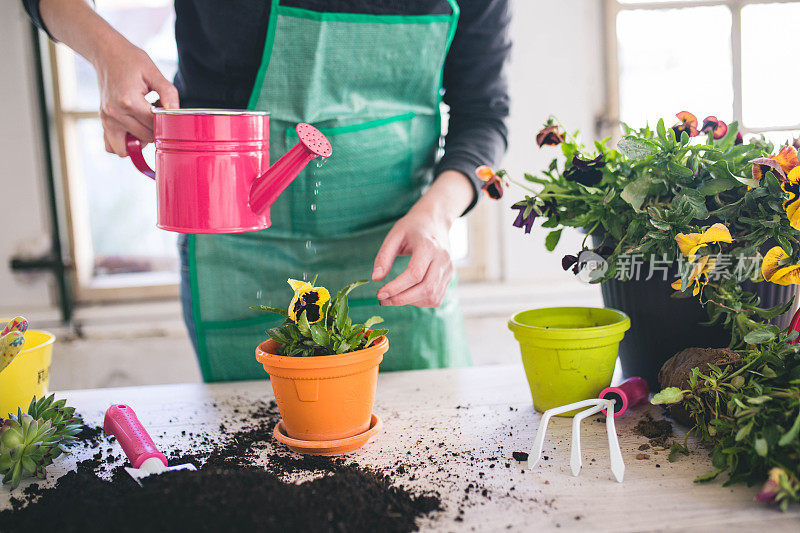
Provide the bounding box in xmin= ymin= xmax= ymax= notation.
xmin=187 ymin=0 xmax=470 ymax=381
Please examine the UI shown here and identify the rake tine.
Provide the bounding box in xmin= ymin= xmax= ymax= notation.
xmin=605 ymin=399 xmax=625 ymax=483
xmin=570 ymin=402 xmax=606 ymax=477
xmin=529 ymin=399 xmax=601 ymax=470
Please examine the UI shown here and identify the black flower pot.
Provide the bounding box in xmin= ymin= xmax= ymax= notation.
xmin=600 ymin=277 xmax=797 ymax=389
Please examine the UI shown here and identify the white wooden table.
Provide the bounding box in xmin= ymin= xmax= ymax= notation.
xmin=2 ymin=364 xmax=799 ymax=531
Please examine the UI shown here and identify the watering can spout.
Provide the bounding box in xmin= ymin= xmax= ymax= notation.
xmin=249 ymin=123 xmax=332 ymax=216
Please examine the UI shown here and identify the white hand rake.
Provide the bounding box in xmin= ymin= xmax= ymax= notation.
xmin=528 ymin=377 xmax=649 ymax=483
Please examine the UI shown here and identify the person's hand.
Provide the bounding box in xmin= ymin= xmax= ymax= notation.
xmin=372 ymin=209 xmax=455 ymax=308
xmin=94 ymin=41 xmax=179 ymax=156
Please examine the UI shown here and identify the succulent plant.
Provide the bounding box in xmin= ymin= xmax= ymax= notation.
xmin=0 ymin=394 xmax=82 ymax=489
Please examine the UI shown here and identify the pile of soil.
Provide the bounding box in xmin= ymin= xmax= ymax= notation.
xmin=658 ymin=347 xmax=741 ymax=424
xmin=0 ymin=400 xmax=441 ymax=533
xmin=1 ymin=461 xmax=439 ymax=532
xmin=634 ymin=413 xmax=673 ymax=448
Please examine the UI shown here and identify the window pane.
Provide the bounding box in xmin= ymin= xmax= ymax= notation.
xmin=450 ymin=218 xmax=469 ymax=265
xmin=617 ymin=7 xmax=733 ymax=125
xmin=59 ymin=0 xmax=177 ymax=111
xmin=741 ymin=3 xmax=800 ymax=128
xmin=73 ymin=119 xmax=178 ymax=279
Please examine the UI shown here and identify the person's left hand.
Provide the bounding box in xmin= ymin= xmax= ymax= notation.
xmin=371 ymin=210 xmax=454 ymax=308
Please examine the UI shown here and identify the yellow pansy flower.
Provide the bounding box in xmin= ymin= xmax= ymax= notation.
xmin=674 ymin=223 xmax=732 ymax=260
xmin=761 ymin=246 xmax=800 ymax=285
xmin=781 ymin=165 xmax=800 ymax=231
xmin=287 ymin=278 xmax=330 ymax=323
xmin=671 ymin=255 xmax=716 ymax=296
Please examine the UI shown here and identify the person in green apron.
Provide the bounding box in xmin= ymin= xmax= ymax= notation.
xmin=25 ymin=0 xmax=511 ymax=381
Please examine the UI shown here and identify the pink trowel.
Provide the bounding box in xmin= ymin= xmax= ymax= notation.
xmin=104 ymin=404 xmax=196 ymax=485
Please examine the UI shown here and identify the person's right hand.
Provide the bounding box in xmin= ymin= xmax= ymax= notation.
xmin=94 ymin=42 xmax=179 ymax=157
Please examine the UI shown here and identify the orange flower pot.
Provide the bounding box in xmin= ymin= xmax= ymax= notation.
xmin=255 ymin=335 xmax=388 ymax=442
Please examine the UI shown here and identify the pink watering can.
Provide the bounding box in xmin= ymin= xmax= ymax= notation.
xmin=125 ymin=108 xmax=332 ymax=234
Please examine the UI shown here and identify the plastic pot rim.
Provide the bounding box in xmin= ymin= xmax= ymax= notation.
xmin=508 ymin=306 xmax=631 ymax=340
xmin=255 ymin=335 xmax=388 ymax=370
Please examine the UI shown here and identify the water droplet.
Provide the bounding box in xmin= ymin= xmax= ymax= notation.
xmin=316 ymin=156 xmax=328 ymax=168
xmin=310 ymin=204 xmax=317 ymax=211
xmin=305 ymin=240 xmax=313 ymax=250
xmin=256 ymin=290 xmax=262 ymax=300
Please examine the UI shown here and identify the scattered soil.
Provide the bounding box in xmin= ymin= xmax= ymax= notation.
xmin=0 ymin=400 xmax=441 ymax=533
xmin=512 ymin=451 xmax=528 ymax=462
xmin=658 ymin=347 xmax=741 ymax=425
xmin=1 ymin=462 xmax=438 ymax=533
xmin=635 ymin=453 xmax=650 ymax=460
xmin=634 ymin=413 xmax=673 ymax=448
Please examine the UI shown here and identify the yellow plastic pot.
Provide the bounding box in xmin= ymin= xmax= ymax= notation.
xmin=508 ymin=307 xmax=630 ymax=415
xmin=0 ymin=328 xmax=55 ymax=417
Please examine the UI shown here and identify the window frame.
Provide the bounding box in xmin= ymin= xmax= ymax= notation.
xmin=603 ymin=0 xmax=800 ymax=137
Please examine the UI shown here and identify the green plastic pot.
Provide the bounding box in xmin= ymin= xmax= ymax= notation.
xmin=508 ymin=307 xmax=630 ymax=415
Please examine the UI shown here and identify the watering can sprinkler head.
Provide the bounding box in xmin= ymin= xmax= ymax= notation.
xmin=249 ymin=123 xmax=332 ymax=215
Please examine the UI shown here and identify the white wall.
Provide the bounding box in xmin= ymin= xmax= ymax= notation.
xmin=0 ymin=2 xmax=54 ymax=312
xmin=493 ymin=0 xmax=606 ymax=301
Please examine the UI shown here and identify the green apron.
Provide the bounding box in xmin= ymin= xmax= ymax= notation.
xmin=187 ymin=0 xmax=470 ymax=381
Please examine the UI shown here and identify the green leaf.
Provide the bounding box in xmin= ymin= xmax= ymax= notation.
xmin=249 ymin=305 xmax=289 ymax=318
xmin=734 ymin=176 xmax=761 ymax=188
xmin=754 ymin=437 xmax=768 ymax=457
xmin=743 ymin=328 xmax=776 ymax=345
xmin=309 ymin=323 xmax=330 ymax=347
xmin=668 ymin=160 xmax=694 ymax=179
xmin=337 ymin=279 xmax=369 ymax=300
xmin=297 ymin=311 xmax=311 ymax=337
xmin=668 ymin=441 xmax=690 ymax=462
xmin=656 ymin=118 xmax=667 ymax=142
xmin=365 ymin=328 xmax=388 ymax=347
xmin=735 ymin=420 xmax=754 ymax=442
xmin=620 ymin=177 xmax=652 ymax=211
xmin=617 ymin=136 xmax=658 ymax=160
xmin=266 ymin=327 xmax=291 ymax=345
xmin=746 ymin=395 xmax=772 ymax=405
xmin=698 ymin=176 xmax=740 ymax=196
xmin=651 ymin=387 xmax=685 ymax=405
xmin=363 ymin=316 xmax=384 ymax=329
xmin=778 ymin=410 xmax=800 ymax=446
xmin=752 ymin=297 xmax=793 ymax=319
xmin=545 ymin=229 xmax=563 ymax=252
xmin=674 ymin=189 xmax=708 ymax=220
xmin=694 ymin=468 xmax=725 ymax=483
xmin=335 ymin=295 xmax=349 ymax=333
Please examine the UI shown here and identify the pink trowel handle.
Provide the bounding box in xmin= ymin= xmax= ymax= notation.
xmin=599 ymin=377 xmax=650 ymax=417
xmin=103 ymin=404 xmax=167 ymax=469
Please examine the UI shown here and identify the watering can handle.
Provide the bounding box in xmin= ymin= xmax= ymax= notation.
xmin=103 ymin=404 xmax=167 ymax=469
xmin=125 ymin=133 xmax=155 ymax=180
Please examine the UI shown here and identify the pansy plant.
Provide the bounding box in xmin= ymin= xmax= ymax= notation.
xmin=251 ymin=277 xmax=388 ymax=357
xmin=478 ymin=112 xmax=800 ymax=347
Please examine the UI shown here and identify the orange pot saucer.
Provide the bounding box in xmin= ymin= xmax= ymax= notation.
xmin=273 ymin=413 xmax=382 ymax=456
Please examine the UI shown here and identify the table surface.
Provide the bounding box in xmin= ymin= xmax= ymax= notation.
xmin=2 ymin=364 xmax=798 ymax=531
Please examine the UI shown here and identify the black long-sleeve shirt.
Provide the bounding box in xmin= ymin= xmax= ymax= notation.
xmin=23 ymin=0 xmax=510 ymax=212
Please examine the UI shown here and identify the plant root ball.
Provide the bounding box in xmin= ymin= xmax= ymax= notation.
xmin=657 ymin=347 xmax=741 ymax=425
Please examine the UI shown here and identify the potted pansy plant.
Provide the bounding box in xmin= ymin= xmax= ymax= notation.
xmin=478 ymin=112 xmax=800 ymax=386
xmin=252 ymin=277 xmax=388 ymax=452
